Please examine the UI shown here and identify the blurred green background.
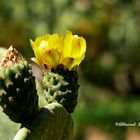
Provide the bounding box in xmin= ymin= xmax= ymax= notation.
xmin=0 ymin=0 xmax=140 ymax=140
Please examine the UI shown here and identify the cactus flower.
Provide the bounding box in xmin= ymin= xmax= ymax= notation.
xmin=30 ymin=31 xmax=86 ymax=70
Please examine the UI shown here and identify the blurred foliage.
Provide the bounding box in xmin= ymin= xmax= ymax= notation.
xmin=73 ymin=77 xmax=140 ymax=140
xmin=78 ymin=0 xmax=140 ymax=96
xmin=0 ymin=0 xmax=140 ymax=140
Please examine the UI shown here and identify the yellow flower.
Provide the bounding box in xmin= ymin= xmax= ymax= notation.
xmin=30 ymin=31 xmax=86 ymax=70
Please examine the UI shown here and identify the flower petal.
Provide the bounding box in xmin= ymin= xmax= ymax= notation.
xmin=41 ymin=50 xmax=61 ymax=68
xmin=62 ymin=56 xmax=85 ymax=70
xmin=63 ymin=31 xmax=73 ymax=57
xmin=61 ymin=57 xmax=75 ymax=70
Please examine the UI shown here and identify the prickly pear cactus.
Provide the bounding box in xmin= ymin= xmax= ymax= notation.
xmin=0 ymin=31 xmax=86 ymax=140
xmin=0 ymin=46 xmax=75 ymax=140
xmin=43 ymin=67 xmax=79 ymax=113
xmin=0 ymin=46 xmax=39 ymax=123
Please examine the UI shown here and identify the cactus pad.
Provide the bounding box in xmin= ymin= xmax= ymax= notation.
xmin=43 ymin=67 xmax=79 ymax=113
xmin=0 ymin=46 xmax=39 ymax=123
xmin=13 ymin=103 xmax=74 ymax=140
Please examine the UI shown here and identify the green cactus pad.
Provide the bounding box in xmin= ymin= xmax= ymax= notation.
xmin=0 ymin=46 xmax=39 ymax=123
xmin=43 ymin=67 xmax=79 ymax=113
xmin=13 ymin=103 xmax=74 ymax=140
